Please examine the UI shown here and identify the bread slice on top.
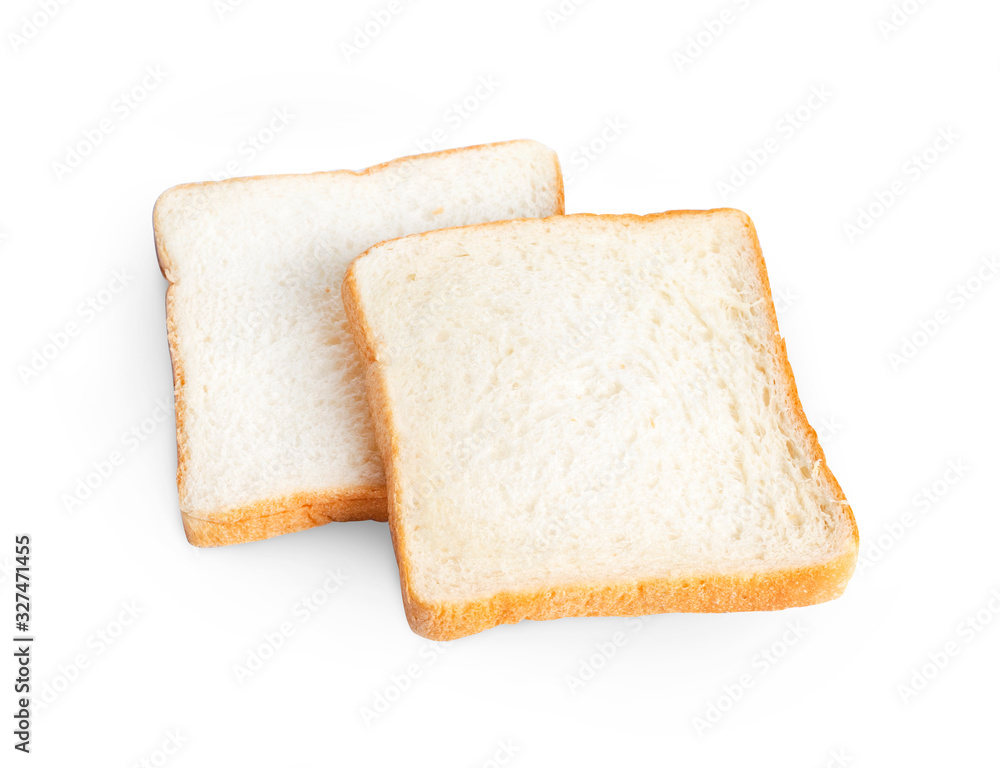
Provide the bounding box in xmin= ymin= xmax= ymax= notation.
xmin=153 ymin=140 xmax=564 ymax=547
xmin=343 ymin=209 xmax=859 ymax=640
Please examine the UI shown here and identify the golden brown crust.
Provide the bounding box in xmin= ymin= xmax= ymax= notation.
xmin=342 ymin=267 xmax=413 ymax=600
xmin=551 ymin=150 xmax=566 ymax=216
xmin=153 ymin=140 xmax=562 ymax=547
xmin=163 ymin=286 xmax=189 ymax=518
xmin=181 ymin=489 xmax=387 ymax=547
xmin=343 ymin=208 xmax=859 ymax=640
xmin=405 ymin=550 xmax=858 ymax=641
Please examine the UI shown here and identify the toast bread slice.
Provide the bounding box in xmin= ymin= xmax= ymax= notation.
xmin=154 ymin=140 xmax=564 ymax=546
xmin=343 ymin=209 xmax=858 ymax=639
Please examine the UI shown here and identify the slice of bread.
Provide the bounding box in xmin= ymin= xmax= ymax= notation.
xmin=343 ymin=209 xmax=859 ymax=640
xmin=153 ymin=140 xmax=564 ymax=547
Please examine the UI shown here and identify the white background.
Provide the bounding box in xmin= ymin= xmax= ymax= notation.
xmin=3 ymin=0 xmax=998 ymax=765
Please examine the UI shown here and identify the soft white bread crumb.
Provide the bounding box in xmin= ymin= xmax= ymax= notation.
xmin=344 ymin=209 xmax=858 ymax=638
xmin=153 ymin=140 xmax=564 ymax=545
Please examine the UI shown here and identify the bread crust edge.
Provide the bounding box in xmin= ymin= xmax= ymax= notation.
xmin=181 ymin=489 xmax=388 ymax=548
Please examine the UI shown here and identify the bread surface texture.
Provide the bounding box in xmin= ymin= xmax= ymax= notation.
xmin=343 ymin=209 xmax=858 ymax=639
xmin=153 ymin=140 xmax=565 ymax=546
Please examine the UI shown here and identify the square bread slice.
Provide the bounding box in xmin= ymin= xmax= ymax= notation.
xmin=153 ymin=140 xmax=564 ymax=547
xmin=343 ymin=209 xmax=859 ymax=640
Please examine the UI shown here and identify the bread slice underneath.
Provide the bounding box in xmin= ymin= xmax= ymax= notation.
xmin=343 ymin=209 xmax=859 ymax=640
xmin=153 ymin=140 xmax=564 ymax=546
